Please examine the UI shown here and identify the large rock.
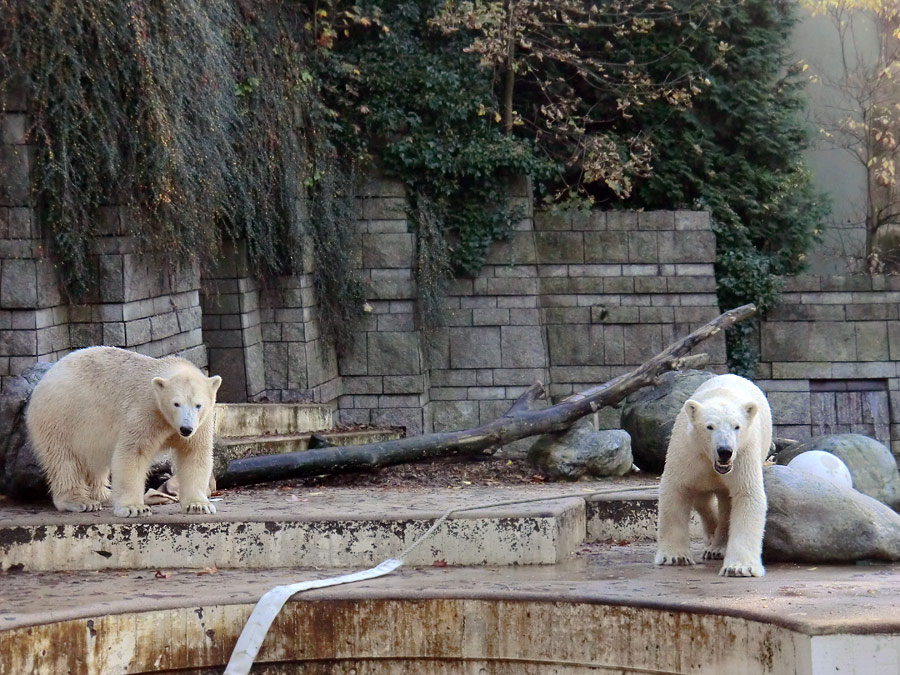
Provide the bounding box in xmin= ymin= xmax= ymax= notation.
xmin=776 ymin=434 xmax=900 ymax=511
xmin=0 ymin=362 xmax=53 ymax=500
xmin=763 ymin=465 xmax=900 ymax=563
xmin=621 ymin=369 xmax=715 ymax=474
xmin=528 ymin=418 xmax=632 ymax=481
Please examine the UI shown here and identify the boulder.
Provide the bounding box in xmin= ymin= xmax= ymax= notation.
xmin=776 ymin=434 xmax=900 ymax=511
xmin=763 ymin=465 xmax=900 ymax=563
xmin=528 ymin=418 xmax=632 ymax=481
xmin=620 ymin=369 xmax=715 ymax=474
xmin=0 ymin=362 xmax=53 ymax=500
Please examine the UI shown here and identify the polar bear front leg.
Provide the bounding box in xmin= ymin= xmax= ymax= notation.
xmin=720 ymin=483 xmax=766 ymax=577
xmin=110 ymin=444 xmax=153 ymax=518
xmin=173 ymin=441 xmax=216 ymax=515
xmin=655 ymin=482 xmax=695 ymax=566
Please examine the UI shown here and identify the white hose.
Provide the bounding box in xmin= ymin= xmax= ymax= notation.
xmin=222 ymin=485 xmax=655 ymax=674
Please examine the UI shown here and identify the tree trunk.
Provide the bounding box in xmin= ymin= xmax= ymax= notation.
xmin=217 ymin=304 xmax=756 ymax=488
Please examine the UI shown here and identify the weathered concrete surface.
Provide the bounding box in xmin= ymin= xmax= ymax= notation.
xmin=2 ymin=542 xmax=900 ymax=675
xmin=214 ymin=402 xmax=335 ymax=437
xmin=0 ymin=484 xmax=596 ymax=571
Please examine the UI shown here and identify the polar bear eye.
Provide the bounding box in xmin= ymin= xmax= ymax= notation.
xmin=706 ymin=423 xmax=714 ymax=430
xmin=195 ymin=404 xmax=202 ymax=410
xmin=173 ymin=402 xmax=180 ymax=408
xmin=734 ymin=424 xmax=740 ymax=430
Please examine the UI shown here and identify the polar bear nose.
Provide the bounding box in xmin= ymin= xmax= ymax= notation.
xmin=179 ymin=425 xmax=193 ymax=437
xmin=716 ymin=447 xmax=733 ymax=462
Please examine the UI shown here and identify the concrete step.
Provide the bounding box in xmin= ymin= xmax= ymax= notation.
xmin=0 ymin=485 xmax=598 ymax=573
xmin=214 ymin=402 xmax=335 ymax=437
xmin=215 ymin=427 xmax=404 ymax=466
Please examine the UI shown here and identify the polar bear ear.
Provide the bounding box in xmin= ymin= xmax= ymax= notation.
xmin=684 ymin=399 xmax=702 ymax=423
xmin=744 ymin=402 xmax=758 ymax=423
xmin=208 ymin=375 xmax=222 ymax=393
xmin=152 ymin=377 xmax=167 ymax=391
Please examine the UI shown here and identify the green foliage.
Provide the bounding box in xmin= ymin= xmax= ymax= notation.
xmin=318 ymin=0 xmax=552 ymax=326
xmin=0 ymin=0 xmax=364 ymax=350
xmin=607 ymin=0 xmax=830 ymax=375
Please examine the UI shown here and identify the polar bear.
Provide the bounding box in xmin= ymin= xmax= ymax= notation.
xmin=655 ymin=373 xmax=771 ymax=577
xmin=25 ymin=346 xmax=222 ymax=518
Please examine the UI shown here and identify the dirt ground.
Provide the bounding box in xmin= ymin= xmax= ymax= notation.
xmin=232 ymin=456 xmax=549 ymax=492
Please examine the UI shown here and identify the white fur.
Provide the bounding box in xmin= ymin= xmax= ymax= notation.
xmin=655 ymin=374 xmax=772 ymax=577
xmin=25 ymin=346 xmax=222 ymax=518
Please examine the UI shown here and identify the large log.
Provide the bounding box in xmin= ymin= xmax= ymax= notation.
xmin=217 ymin=304 xmax=756 ymax=487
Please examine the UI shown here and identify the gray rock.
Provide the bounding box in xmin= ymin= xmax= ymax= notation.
xmin=0 ymin=361 xmax=53 ymax=500
xmin=528 ymin=418 xmax=632 ymax=481
xmin=775 ymin=434 xmax=900 ymax=511
xmin=763 ymin=465 xmax=900 ymax=563
xmin=621 ymin=369 xmax=716 ymax=474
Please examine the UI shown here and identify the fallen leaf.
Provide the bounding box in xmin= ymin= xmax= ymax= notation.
xmin=155 ymin=569 xmax=173 ymax=579
xmin=197 ymin=567 xmax=218 ymax=576
xmin=433 ymin=559 xmax=448 ymax=567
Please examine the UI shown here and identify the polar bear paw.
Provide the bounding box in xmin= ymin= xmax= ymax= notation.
xmin=702 ymin=546 xmax=725 ymax=560
xmin=113 ymin=504 xmax=152 ymax=518
xmin=720 ymin=558 xmax=765 ymax=577
xmin=655 ymin=549 xmax=695 ymax=566
xmin=183 ymin=500 xmax=216 ymax=515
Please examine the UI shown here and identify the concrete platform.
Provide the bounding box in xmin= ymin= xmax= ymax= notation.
xmin=2 ymin=480 xmax=899 ymax=674
xmin=2 ymin=542 xmax=899 ymax=674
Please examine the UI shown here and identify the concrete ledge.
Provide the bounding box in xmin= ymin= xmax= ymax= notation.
xmin=0 ymin=488 xmax=588 ymax=571
xmin=4 ymin=543 xmax=900 ymax=675
xmin=214 ymin=402 xmax=335 ymax=436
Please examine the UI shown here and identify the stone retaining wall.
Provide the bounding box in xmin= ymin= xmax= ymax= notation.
xmin=758 ymin=275 xmax=900 ymax=454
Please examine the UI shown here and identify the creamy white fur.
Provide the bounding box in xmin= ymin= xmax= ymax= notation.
xmin=25 ymin=346 xmax=221 ymax=518
xmin=655 ymin=374 xmax=772 ymax=577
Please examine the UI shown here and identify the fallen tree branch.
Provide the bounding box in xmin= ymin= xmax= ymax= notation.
xmin=217 ymin=304 xmax=756 ymax=487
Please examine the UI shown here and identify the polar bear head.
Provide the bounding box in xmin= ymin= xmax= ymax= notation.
xmin=153 ymin=370 xmax=222 ymax=439
xmin=683 ymin=398 xmax=758 ymax=475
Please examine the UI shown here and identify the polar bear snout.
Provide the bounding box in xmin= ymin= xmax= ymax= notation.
xmin=179 ymin=425 xmax=194 ymax=437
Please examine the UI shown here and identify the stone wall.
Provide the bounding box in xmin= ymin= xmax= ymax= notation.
xmin=0 ymin=103 xmax=204 ymax=391
xmin=758 ymin=275 xmax=900 ymax=454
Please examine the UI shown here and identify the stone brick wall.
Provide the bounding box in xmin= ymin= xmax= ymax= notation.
xmin=758 ymin=275 xmax=900 ymax=454
xmin=0 ymin=102 xmax=204 ymax=391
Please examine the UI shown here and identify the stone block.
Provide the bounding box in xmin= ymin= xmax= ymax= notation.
xmin=125 ymin=318 xmax=151 ymax=346
xmin=7 ymin=208 xmax=33 ymax=238
xmin=602 ymin=276 xmax=633 ymax=293
xmin=658 ymin=230 xmax=716 ymax=263
xmin=890 ymin=323 xmax=900 ymax=361
xmin=546 ymin=323 xmax=597 ymax=366
xmin=383 ymin=375 xmax=425 ymax=394
xmin=427 ymin=400 xmax=480 ymax=433
xmin=424 ymin=328 xmax=449 ymax=370
xmin=606 ymin=211 xmax=638 ymax=231
xmin=767 ymin=391 xmax=811 ymax=425
xmin=364 ymin=197 xmax=407 ymax=220
xmin=368 ymin=278 xmax=415 ymax=300
xmin=377 ymin=313 xmax=415 ymax=332
xmin=623 ymin=324 xmax=663 ymax=364
xmin=601 ymin=324 xmax=625 ymax=365
xmin=70 ymin=323 xmax=101 ymax=349
xmin=10 ymin=310 xmax=35 ymax=330
xmin=368 ymin=331 xmax=421 ymax=375
xmin=770 ymin=362 xmax=834 ymax=379
xmin=342 ymin=375 xmax=383 ymax=395
xmin=485 ymin=231 xmax=537 ymax=265
xmin=762 ymin=321 xmax=856 ymax=362
xmin=476 ymin=369 xmax=494 ymax=385
xmin=150 ymin=312 xmax=179 ymax=341
xmin=0 ymin=145 xmax=30 ymax=205
xmin=627 ymin=231 xmax=658 ymax=263
xmin=583 ymin=232 xmax=628 ymax=263
xmin=485 ymin=277 xmax=539 ymax=296
xmin=287 ymin=341 xmax=309 ymax=389
xmin=533 ymin=210 xmax=571 ymax=231
xmin=429 ymin=386 xmax=469 ymax=400
xmin=638 ymin=211 xmax=674 ymax=230
xmin=1 ymin=258 xmax=36 ymax=308
xmin=633 ymin=277 xmax=667 ymax=293
xmin=674 ymin=210 xmax=711 ymax=231
xmin=372 ymin=407 xmax=422 ymax=434
xmin=0 ymin=329 xmax=36 ymax=356
xmin=856 ymin=322 xmax=889 ymax=361
xmin=449 ymin=326 xmax=500 ymax=369
xmin=473 ymin=308 xmax=510 ymax=326
xmin=509 ymin=308 xmax=541 ymax=325
xmin=103 ymin=322 xmax=127 ymax=347
xmin=430 ymin=368 xmax=477 ymax=387
xmin=98 ymin=255 xmax=125 ymax=303
xmin=500 ymin=325 xmax=547 ymax=368
xmin=846 ymin=304 xmax=897 ymax=321
xmin=492 ymin=367 xmax=546 ymax=386
xmin=534 ymin=232 xmax=583 ymax=264
xmin=821 ymin=275 xmax=872 ymax=292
